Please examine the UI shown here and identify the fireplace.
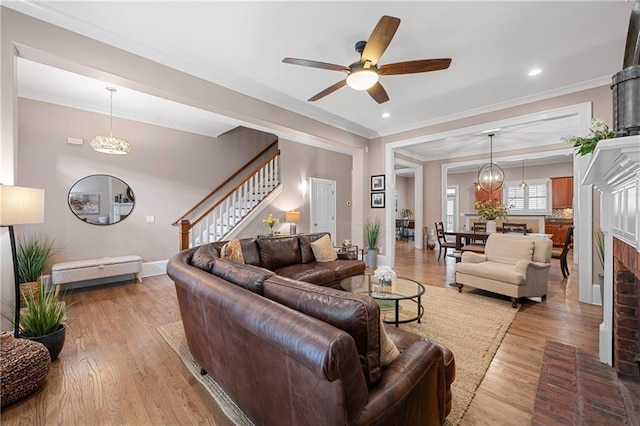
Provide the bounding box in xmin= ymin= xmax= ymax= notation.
xmin=613 ymin=238 xmax=640 ymax=377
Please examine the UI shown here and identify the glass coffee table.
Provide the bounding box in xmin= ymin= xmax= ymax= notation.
xmin=340 ymin=274 xmax=425 ymax=327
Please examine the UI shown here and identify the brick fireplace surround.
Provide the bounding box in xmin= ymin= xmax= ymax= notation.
xmin=613 ymin=237 xmax=640 ymax=377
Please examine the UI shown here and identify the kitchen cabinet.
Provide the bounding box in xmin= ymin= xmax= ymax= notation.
xmin=551 ymin=177 xmax=574 ymax=208
xmin=545 ymin=221 xmax=573 ymax=247
xmin=474 ymin=185 xmax=502 ymax=204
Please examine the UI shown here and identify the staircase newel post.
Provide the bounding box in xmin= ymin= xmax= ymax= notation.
xmin=179 ymin=219 xmax=191 ymax=250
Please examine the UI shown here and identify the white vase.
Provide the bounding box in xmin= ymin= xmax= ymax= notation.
xmin=486 ymin=220 xmax=497 ymax=234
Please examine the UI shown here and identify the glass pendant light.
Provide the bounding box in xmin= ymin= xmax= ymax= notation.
xmin=519 ymin=160 xmax=528 ymax=188
xmin=477 ymin=133 xmax=505 ymax=193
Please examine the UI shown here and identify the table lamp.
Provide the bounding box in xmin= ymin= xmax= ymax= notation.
xmin=285 ymin=211 xmax=300 ymax=235
xmin=0 ymin=185 xmax=45 ymax=337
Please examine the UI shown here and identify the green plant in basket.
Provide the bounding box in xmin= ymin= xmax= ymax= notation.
xmin=17 ymin=235 xmax=56 ymax=305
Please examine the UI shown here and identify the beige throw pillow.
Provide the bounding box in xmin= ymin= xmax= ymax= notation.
xmin=379 ymin=319 xmax=400 ymax=367
xmin=310 ymin=234 xmax=338 ymax=262
xmin=221 ymin=239 xmax=245 ymax=263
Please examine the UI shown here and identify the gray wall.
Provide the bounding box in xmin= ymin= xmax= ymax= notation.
xmin=234 ymin=138 xmax=353 ymax=244
xmin=16 ymin=98 xmax=274 ymax=265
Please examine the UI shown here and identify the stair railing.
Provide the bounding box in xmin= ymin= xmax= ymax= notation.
xmin=179 ymin=150 xmax=280 ymax=250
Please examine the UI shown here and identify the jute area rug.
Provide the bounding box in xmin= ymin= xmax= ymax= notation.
xmin=157 ymin=286 xmax=518 ymax=426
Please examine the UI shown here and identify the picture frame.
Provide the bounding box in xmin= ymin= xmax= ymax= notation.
xmin=371 ymin=175 xmax=385 ymax=191
xmin=371 ymin=192 xmax=385 ymax=208
xmin=69 ymin=193 xmax=100 ymax=215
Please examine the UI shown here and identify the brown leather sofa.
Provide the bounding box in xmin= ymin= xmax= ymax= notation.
xmin=193 ymin=233 xmax=365 ymax=289
xmin=167 ymin=244 xmax=455 ymax=426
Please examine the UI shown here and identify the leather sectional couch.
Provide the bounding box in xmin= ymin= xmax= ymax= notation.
xmin=195 ymin=233 xmax=366 ymax=289
xmin=167 ymin=233 xmax=455 ymax=425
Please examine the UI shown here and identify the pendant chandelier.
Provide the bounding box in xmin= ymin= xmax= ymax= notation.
xmin=477 ymin=133 xmax=504 ymax=193
xmin=91 ymin=87 xmax=131 ymax=155
xmin=519 ymin=159 xmax=528 ymax=188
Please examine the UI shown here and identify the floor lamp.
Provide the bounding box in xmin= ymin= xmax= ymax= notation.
xmin=0 ymin=185 xmax=45 ymax=337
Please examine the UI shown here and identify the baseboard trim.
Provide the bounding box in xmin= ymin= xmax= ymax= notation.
xmin=143 ymin=260 xmax=168 ymax=277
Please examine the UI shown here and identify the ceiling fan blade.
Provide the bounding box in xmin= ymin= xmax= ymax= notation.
xmin=282 ymin=57 xmax=347 ymax=72
xmin=367 ymin=82 xmax=389 ymax=104
xmin=308 ymin=79 xmax=347 ymax=102
xmin=361 ymin=16 xmax=401 ymax=65
xmin=379 ymin=58 xmax=452 ymax=75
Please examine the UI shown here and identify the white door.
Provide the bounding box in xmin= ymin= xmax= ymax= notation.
xmin=310 ymin=178 xmax=336 ymax=239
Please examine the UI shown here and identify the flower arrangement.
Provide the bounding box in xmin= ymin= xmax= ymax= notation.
xmin=262 ymin=213 xmax=279 ymax=234
xmin=562 ymin=118 xmax=615 ymax=156
xmin=474 ymin=199 xmax=509 ymax=221
xmin=374 ymin=265 xmax=396 ymax=283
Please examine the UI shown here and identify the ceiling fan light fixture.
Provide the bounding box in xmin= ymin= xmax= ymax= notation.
xmin=346 ymin=69 xmax=379 ymax=90
xmin=91 ymin=87 xmax=131 ymax=155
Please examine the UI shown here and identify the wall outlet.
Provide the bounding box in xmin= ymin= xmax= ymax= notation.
xmin=67 ymin=137 xmax=83 ymax=146
xmin=145 ymin=216 xmax=155 ymax=223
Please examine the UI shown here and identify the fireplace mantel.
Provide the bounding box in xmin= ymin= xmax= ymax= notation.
xmin=583 ymin=135 xmax=640 ymax=365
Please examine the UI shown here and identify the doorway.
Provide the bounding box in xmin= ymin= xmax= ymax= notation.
xmin=310 ymin=177 xmax=336 ymax=239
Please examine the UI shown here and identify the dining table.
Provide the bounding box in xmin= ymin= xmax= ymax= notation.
xmin=443 ymin=230 xmax=553 ymax=250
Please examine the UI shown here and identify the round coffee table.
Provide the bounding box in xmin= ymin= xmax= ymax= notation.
xmin=340 ymin=274 xmax=425 ymax=327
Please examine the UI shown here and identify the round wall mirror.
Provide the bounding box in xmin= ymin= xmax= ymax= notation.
xmin=68 ymin=174 xmax=135 ymax=225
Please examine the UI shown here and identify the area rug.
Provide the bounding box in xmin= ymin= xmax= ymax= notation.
xmin=402 ymin=287 xmax=519 ymax=425
xmin=157 ymin=321 xmax=254 ymax=426
xmin=158 ymin=286 xmax=518 ymax=426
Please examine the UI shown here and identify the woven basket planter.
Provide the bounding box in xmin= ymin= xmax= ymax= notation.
xmin=0 ymin=333 xmax=51 ymax=408
xmin=19 ymin=281 xmax=40 ymax=307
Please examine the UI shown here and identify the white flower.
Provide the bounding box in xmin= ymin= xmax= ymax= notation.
xmin=374 ymin=265 xmax=396 ymax=282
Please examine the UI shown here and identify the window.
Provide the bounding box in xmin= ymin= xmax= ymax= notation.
xmin=505 ymin=179 xmax=550 ymax=213
xmin=445 ymin=186 xmax=459 ymax=231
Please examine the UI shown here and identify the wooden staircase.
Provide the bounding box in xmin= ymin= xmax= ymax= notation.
xmin=173 ymin=143 xmax=281 ymax=250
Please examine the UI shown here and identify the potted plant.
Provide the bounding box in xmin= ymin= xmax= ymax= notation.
xmin=262 ymin=213 xmax=279 ymax=236
xmin=19 ymin=285 xmax=67 ymax=361
xmin=3 ymin=284 xmax=68 ymax=361
xmin=364 ymin=217 xmax=381 ymax=268
xmin=562 ymin=117 xmax=616 ymax=156
xmin=474 ymin=200 xmax=509 ymax=234
xmin=17 ymin=235 xmax=56 ymax=306
xmin=400 ymin=208 xmax=413 ymax=219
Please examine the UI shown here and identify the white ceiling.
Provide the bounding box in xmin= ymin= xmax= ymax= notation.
xmin=6 ymin=1 xmax=634 ymax=151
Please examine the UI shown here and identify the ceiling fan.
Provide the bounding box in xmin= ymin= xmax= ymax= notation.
xmin=282 ymin=15 xmax=452 ymax=104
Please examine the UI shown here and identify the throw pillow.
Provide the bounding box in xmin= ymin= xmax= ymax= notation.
xmin=310 ymin=234 xmax=337 ymax=262
xmin=191 ymin=244 xmax=219 ymax=271
xmin=221 ymin=239 xmax=245 ymax=263
xmin=379 ymin=319 xmax=400 ymax=367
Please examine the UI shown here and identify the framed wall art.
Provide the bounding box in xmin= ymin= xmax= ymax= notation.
xmin=371 ymin=175 xmax=385 ymax=191
xmin=371 ymin=192 xmax=385 ymax=208
xmin=69 ymin=193 xmax=100 ymax=214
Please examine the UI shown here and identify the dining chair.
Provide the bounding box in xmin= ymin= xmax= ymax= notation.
xmin=471 ymin=222 xmax=487 ymax=243
xmin=551 ymin=226 xmax=574 ymax=278
xmin=435 ymin=222 xmax=456 ymax=261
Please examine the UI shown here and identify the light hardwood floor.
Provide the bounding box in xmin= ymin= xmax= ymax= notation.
xmin=2 ymin=242 xmax=602 ymax=425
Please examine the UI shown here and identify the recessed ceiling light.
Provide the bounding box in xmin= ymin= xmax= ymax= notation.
xmin=382 ymin=112 xmax=390 ymax=118
xmin=481 ymin=128 xmax=500 ymax=133
xmin=528 ymin=68 xmax=542 ymax=77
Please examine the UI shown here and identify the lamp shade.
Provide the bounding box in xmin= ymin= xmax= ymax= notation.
xmin=0 ymin=185 xmax=45 ymax=225
xmin=285 ymin=211 xmax=300 ymax=223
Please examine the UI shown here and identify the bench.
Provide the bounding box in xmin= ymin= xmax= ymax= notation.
xmin=51 ymin=255 xmax=142 ymax=296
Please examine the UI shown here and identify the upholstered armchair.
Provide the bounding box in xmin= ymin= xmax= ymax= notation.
xmin=455 ymin=233 xmax=552 ymax=307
